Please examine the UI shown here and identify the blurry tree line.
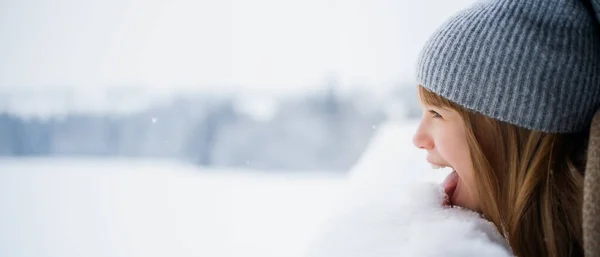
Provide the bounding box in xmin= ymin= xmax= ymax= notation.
xmin=0 ymin=84 xmax=419 ymax=171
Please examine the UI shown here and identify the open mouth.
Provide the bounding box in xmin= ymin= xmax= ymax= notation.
xmin=441 ymin=170 xmax=458 ymax=206
xmin=429 ymin=162 xmax=459 ymax=205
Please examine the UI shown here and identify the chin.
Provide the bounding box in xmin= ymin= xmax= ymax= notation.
xmin=451 ymin=184 xmax=479 ymax=211
xmin=453 ymin=198 xmax=480 ymax=212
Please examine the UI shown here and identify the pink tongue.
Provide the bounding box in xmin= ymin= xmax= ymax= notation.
xmin=441 ymin=170 xmax=458 ymax=203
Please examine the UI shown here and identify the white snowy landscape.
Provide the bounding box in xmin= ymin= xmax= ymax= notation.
xmin=0 ymin=0 xmax=515 ymax=256
xmin=0 ymin=122 xmax=512 ymax=257
xmin=0 ymin=157 xmax=344 ymax=257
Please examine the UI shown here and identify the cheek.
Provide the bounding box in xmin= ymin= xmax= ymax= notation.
xmin=453 ymin=149 xmax=474 ymax=183
xmin=437 ymin=134 xmax=471 ymax=170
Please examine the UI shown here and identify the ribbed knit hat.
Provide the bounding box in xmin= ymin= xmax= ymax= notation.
xmin=416 ymin=0 xmax=600 ymax=133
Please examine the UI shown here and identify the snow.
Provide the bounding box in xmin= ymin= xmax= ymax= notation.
xmin=0 ymin=158 xmax=345 ymax=257
xmin=0 ymin=121 xmax=513 ymax=257
xmin=304 ymin=181 xmax=513 ymax=257
xmin=304 ymin=122 xmax=514 ymax=257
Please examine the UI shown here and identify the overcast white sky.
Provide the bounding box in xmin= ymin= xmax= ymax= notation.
xmin=0 ymin=0 xmax=474 ymax=94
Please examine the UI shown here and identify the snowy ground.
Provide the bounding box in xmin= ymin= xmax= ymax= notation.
xmin=0 ymin=121 xmax=512 ymax=257
xmin=0 ymin=159 xmax=346 ymax=257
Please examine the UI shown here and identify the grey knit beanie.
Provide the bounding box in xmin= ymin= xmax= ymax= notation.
xmin=416 ymin=0 xmax=600 ymax=133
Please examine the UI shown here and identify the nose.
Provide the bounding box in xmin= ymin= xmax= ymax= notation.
xmin=412 ymin=123 xmax=433 ymax=150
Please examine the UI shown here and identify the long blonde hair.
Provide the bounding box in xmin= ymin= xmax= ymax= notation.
xmin=418 ymin=85 xmax=587 ymax=257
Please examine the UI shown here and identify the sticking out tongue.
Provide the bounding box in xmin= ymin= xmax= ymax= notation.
xmin=442 ymin=170 xmax=458 ymax=205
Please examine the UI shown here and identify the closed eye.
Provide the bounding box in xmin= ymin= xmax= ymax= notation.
xmin=428 ymin=110 xmax=442 ymax=118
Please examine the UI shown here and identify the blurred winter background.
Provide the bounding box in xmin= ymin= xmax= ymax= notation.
xmin=0 ymin=0 xmax=473 ymax=256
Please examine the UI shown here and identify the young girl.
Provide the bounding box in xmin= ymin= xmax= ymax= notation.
xmin=413 ymin=0 xmax=600 ymax=256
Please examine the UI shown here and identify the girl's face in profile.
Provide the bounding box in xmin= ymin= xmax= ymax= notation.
xmin=413 ymin=100 xmax=480 ymax=211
